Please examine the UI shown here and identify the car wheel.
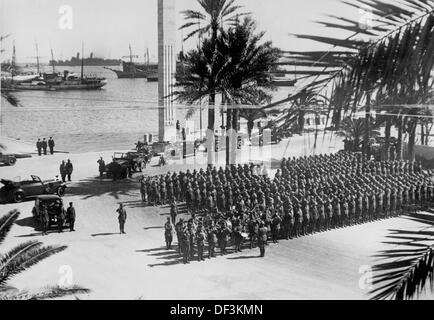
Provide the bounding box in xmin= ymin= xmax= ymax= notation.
xmin=8 ymin=158 xmax=16 ymax=166
xmin=57 ymin=187 xmax=65 ymax=197
xmin=13 ymin=191 xmax=25 ymax=203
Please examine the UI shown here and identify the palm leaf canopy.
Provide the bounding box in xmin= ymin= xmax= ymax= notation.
xmin=180 ymin=0 xmax=249 ymax=41
xmin=266 ymin=0 xmax=434 ymax=129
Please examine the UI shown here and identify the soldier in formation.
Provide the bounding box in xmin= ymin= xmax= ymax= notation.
xmin=142 ymin=152 xmax=432 ymax=262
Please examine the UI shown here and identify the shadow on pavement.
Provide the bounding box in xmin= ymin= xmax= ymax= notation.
xmin=226 ymin=255 xmax=260 ymax=260
xmin=67 ymin=177 xmax=139 ymax=200
xmin=15 ymin=216 xmax=36 ymax=228
xmin=91 ymin=232 xmax=121 ymax=237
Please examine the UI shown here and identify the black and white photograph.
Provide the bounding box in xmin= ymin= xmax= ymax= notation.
xmin=1 ymin=0 xmax=434 ymax=305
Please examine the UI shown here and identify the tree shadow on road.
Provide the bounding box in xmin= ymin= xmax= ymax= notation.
xmin=226 ymin=255 xmax=260 ymax=260
xmin=91 ymin=232 xmax=121 ymax=237
xmin=136 ymin=245 xmax=187 ymax=267
xmin=67 ymin=177 xmax=140 ymax=200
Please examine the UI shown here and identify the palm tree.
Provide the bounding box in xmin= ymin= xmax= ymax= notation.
xmin=336 ymin=116 xmax=380 ymax=152
xmin=267 ymin=0 xmax=434 ymax=160
xmin=175 ymin=16 xmax=279 ymax=164
xmin=179 ymin=0 xmax=248 ymax=165
xmin=0 ymin=210 xmax=89 ymax=300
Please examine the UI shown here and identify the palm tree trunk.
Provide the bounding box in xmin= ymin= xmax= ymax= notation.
xmin=384 ymin=118 xmax=392 ymax=160
xmin=363 ymin=93 xmax=371 ymax=158
xmin=247 ymin=119 xmax=254 ymax=140
xmin=420 ymin=123 xmax=425 ymax=146
xmin=408 ymin=121 xmax=416 ymax=162
xmin=226 ymin=108 xmax=232 ymax=165
xmin=207 ymin=92 xmax=216 ymax=167
xmin=397 ymin=117 xmax=404 ymax=160
xmin=231 ymin=107 xmax=239 ymax=165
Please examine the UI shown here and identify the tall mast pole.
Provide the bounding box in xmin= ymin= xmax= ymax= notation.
xmin=35 ymin=41 xmax=40 ymax=74
xmin=129 ymin=43 xmax=132 ymax=64
xmin=81 ymin=41 xmax=84 ymax=80
xmin=50 ymin=48 xmax=56 ymax=73
xmin=11 ymin=40 xmax=16 ymax=78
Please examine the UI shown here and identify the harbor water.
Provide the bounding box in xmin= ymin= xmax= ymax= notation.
xmin=1 ymin=66 xmax=290 ymax=153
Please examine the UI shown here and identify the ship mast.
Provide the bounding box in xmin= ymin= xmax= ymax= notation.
xmin=81 ymin=41 xmax=84 ymax=80
xmin=35 ymin=41 xmax=40 ymax=74
xmin=11 ymin=40 xmax=16 ymax=78
xmin=50 ymin=48 xmax=56 ymax=73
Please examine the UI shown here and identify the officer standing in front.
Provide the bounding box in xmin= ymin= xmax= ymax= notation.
xmin=116 ymin=203 xmax=127 ymax=234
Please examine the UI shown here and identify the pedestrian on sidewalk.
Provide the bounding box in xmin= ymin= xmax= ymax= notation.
xmin=48 ymin=137 xmax=55 ymax=155
xmin=116 ymin=203 xmax=127 ymax=234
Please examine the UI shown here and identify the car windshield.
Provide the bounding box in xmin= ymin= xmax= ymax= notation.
xmin=31 ymin=175 xmax=40 ymax=182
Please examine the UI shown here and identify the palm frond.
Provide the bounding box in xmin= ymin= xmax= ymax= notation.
xmin=0 ymin=241 xmax=67 ymax=287
xmin=369 ymin=212 xmax=434 ymax=300
xmin=1 ymin=285 xmax=90 ymax=300
xmin=0 ymin=210 xmax=20 ymax=246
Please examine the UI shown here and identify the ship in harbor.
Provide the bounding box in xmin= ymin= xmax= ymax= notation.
xmin=2 ymin=42 xmax=107 ymax=91
xmin=105 ymin=44 xmax=158 ymax=81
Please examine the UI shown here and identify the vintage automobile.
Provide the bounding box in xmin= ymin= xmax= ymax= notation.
xmin=104 ymin=151 xmax=147 ymax=179
xmin=0 ymin=175 xmax=67 ymax=203
xmin=32 ymin=195 xmax=69 ymax=229
xmin=0 ymin=152 xmax=17 ymax=166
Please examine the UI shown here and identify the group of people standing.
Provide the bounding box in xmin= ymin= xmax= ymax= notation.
xmin=33 ymin=201 xmax=76 ymax=236
xmin=59 ymin=159 xmax=74 ymax=182
xmin=36 ymin=137 xmax=55 ymax=156
xmin=139 ymin=151 xmax=434 ymax=263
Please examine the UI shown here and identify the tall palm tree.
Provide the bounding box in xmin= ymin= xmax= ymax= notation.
xmin=218 ymin=17 xmax=279 ymax=163
xmin=0 ymin=210 xmax=89 ymax=300
xmin=180 ymin=0 xmax=248 ymax=165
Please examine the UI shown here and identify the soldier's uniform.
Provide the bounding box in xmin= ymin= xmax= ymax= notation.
xmin=258 ymin=222 xmax=268 ymax=257
xmin=164 ymin=218 xmax=174 ymax=250
xmin=207 ymin=225 xmax=218 ymax=258
xmin=196 ymin=227 xmax=206 ymax=261
xmin=181 ymin=227 xmax=191 ymax=264
xmin=271 ymin=213 xmax=282 ymax=243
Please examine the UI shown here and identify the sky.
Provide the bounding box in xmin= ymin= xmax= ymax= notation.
xmin=0 ymin=0 xmax=362 ymax=63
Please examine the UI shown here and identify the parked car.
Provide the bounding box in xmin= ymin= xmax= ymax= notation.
xmin=0 ymin=153 xmax=17 ymax=166
xmin=32 ymin=195 xmax=70 ymax=229
xmin=0 ymin=175 xmax=67 ymax=203
xmin=104 ymin=151 xmax=147 ymax=179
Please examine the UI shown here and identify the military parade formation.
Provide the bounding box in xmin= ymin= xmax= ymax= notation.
xmin=140 ymin=152 xmax=434 ymax=262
